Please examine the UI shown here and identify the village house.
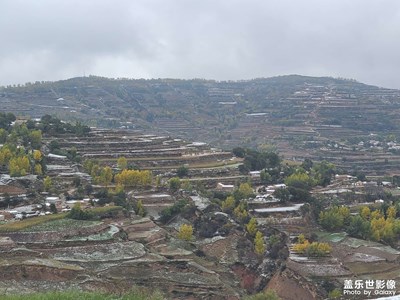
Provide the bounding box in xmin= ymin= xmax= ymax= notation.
xmin=216 ymin=183 xmax=235 ymax=192
xmin=249 ymin=171 xmax=261 ymax=178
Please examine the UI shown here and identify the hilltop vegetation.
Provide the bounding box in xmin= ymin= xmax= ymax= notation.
xmin=2 ymin=75 xmax=400 ymax=175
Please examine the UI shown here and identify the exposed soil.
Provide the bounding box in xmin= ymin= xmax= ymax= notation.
xmin=267 ymin=269 xmax=321 ymax=300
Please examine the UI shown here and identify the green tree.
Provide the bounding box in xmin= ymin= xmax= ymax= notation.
xmin=260 ymin=170 xmax=272 ymax=184
xmin=29 ymin=130 xmax=42 ymax=149
xmin=221 ymin=196 xmax=235 ymax=213
xmin=176 ymin=165 xmax=189 ymax=178
xmin=117 ymin=156 xmax=128 ymax=170
xmin=44 ymin=176 xmax=52 ymax=191
xmin=0 ymin=128 xmax=7 ymax=143
xmin=285 ymin=172 xmax=314 ymax=190
xmin=312 ymin=161 xmax=335 ymax=186
xmin=242 ymin=149 xmax=280 ymax=171
xmin=83 ymin=159 xmax=97 ymax=174
xmin=273 ymin=188 xmax=290 ymax=203
xmin=301 ymin=158 xmax=313 ymax=171
xmin=234 ymin=182 xmax=254 ymax=200
xmin=0 ymin=112 xmax=15 ymax=130
xmin=232 ymin=147 xmax=246 ymax=158
xmin=346 ymin=215 xmax=371 ymax=239
xmin=181 ymin=179 xmax=193 ymax=192
xmin=159 ymin=199 xmax=188 ymax=224
xmin=49 ymin=203 xmax=58 ymax=214
xmin=254 ymin=231 xmax=265 ymax=255
xmin=233 ymin=202 xmax=249 ymax=223
xmin=67 ymin=202 xmax=92 ymax=220
xmin=319 ymin=206 xmax=350 ymax=231
xmin=285 ymin=171 xmax=314 ymax=202
xmin=135 ymin=199 xmax=146 ymax=217
xmin=168 ymin=177 xmax=181 ymax=192
xmin=0 ymin=146 xmax=13 ymax=165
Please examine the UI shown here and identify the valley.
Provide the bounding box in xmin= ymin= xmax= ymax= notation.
xmin=0 ymin=76 xmax=400 ymax=299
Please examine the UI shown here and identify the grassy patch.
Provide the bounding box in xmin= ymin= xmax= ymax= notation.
xmin=20 ymin=218 xmax=102 ymax=232
xmin=0 ymin=288 xmax=164 ymax=300
xmin=316 ymin=231 xmax=347 ymax=243
xmin=347 ymin=261 xmax=397 ymax=275
xmin=0 ymin=213 xmax=67 ymax=233
xmin=359 ymin=268 xmax=400 ymax=280
xmin=342 ymin=237 xmax=382 ymax=248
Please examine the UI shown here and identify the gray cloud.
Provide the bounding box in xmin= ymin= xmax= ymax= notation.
xmin=1 ymin=0 xmax=400 ymax=88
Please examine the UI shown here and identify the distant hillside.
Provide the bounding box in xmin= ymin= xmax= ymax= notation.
xmin=2 ymin=75 xmax=400 ymax=174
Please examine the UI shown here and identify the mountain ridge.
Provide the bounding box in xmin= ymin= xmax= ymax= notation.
xmin=2 ymin=74 xmax=400 ymax=174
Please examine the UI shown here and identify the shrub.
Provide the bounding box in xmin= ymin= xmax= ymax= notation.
xmin=176 ymin=165 xmax=189 ymax=178
xmin=159 ymin=199 xmax=188 ymax=223
xmin=67 ymin=203 xmax=93 ymax=220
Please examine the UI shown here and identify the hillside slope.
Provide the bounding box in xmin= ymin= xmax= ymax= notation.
xmin=2 ymin=75 xmax=400 ymax=174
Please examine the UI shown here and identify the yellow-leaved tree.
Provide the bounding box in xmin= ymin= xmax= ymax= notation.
xmin=9 ymin=156 xmax=30 ymax=177
xmin=246 ymin=217 xmax=258 ymax=236
xmin=34 ymin=164 xmax=42 ymax=175
xmin=221 ymin=196 xmax=235 ymax=212
xmin=99 ymin=166 xmax=113 ymax=186
xmin=33 ymin=150 xmax=42 ymax=162
xmin=178 ymin=224 xmax=193 ymax=241
xmin=293 ymin=234 xmax=331 ymax=257
xmin=233 ymin=202 xmax=248 ymax=223
xmin=386 ymin=206 xmax=397 ymax=220
xmin=360 ymin=206 xmax=371 ymax=220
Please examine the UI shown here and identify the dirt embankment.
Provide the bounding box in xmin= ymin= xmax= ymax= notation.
xmin=0 ymin=264 xmax=80 ymax=281
xmin=267 ymin=268 xmax=321 ymax=300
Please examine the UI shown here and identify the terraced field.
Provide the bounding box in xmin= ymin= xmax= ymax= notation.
xmin=3 ymin=75 xmax=400 ymax=175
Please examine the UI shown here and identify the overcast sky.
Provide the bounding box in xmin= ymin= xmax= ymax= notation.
xmin=1 ymin=0 xmax=400 ymax=88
